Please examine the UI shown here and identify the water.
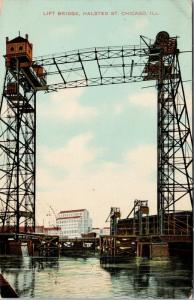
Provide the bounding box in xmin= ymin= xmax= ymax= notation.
xmin=0 ymin=256 xmax=192 ymax=298
xmin=21 ymin=243 xmax=29 ymax=257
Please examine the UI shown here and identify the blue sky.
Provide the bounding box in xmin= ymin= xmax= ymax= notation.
xmin=0 ymin=0 xmax=192 ymax=227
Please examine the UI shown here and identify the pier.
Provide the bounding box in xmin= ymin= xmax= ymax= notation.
xmin=0 ymin=232 xmax=100 ymax=257
xmin=0 ymin=210 xmax=191 ymax=261
xmin=0 ymin=232 xmax=60 ymax=257
xmin=100 ymin=211 xmax=192 ymax=263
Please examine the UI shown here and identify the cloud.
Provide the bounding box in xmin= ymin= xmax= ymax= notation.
xmin=39 ymin=132 xmax=99 ymax=173
xmin=124 ymin=144 xmax=156 ymax=178
xmin=36 ymin=84 xmax=192 ymax=227
xmin=36 ymin=138 xmax=192 ymax=228
xmin=127 ymin=85 xmax=192 ymax=118
xmin=114 ymin=103 xmax=126 ymax=115
xmin=36 ymin=143 xmax=158 ymax=227
xmin=133 ymin=18 xmax=149 ymax=31
xmin=39 ymin=89 xmax=98 ymax=122
xmin=128 ymin=89 xmax=157 ymax=108
xmin=114 ymin=85 xmax=191 ymax=116
xmin=113 ymin=89 xmax=157 ymax=114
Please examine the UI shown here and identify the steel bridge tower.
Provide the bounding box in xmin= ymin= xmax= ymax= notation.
xmin=0 ymin=35 xmax=45 ymax=232
xmin=143 ymin=32 xmax=192 ymax=233
xmin=0 ymin=31 xmax=192 ymax=234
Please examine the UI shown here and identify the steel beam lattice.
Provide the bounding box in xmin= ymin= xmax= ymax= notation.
xmin=0 ymin=60 xmax=36 ymax=232
xmin=33 ymin=45 xmax=148 ymax=91
xmin=0 ymin=31 xmax=192 ymax=234
xmin=157 ymin=51 xmax=192 ymax=233
xmin=143 ymin=31 xmax=192 ymax=233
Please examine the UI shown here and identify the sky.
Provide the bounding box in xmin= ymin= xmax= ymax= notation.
xmin=0 ymin=0 xmax=192 ymax=228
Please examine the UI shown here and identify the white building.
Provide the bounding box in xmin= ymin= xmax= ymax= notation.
xmin=44 ymin=226 xmax=61 ymax=236
xmin=56 ymin=209 xmax=92 ymax=238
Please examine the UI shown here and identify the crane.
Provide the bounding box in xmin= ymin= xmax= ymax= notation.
xmin=105 ymin=207 xmax=121 ymax=236
xmin=0 ymin=31 xmax=192 ymax=235
xmin=46 ymin=205 xmax=57 ymax=227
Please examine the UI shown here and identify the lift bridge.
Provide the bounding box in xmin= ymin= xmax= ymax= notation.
xmin=0 ymin=31 xmax=192 ymax=237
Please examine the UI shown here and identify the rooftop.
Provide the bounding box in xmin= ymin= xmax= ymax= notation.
xmin=56 ymin=216 xmax=81 ymax=220
xmin=59 ymin=209 xmax=86 ymax=214
xmin=8 ymin=36 xmax=27 ymax=43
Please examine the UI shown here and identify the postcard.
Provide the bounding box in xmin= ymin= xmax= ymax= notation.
xmin=0 ymin=0 xmax=192 ymax=299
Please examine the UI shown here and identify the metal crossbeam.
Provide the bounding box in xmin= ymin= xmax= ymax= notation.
xmin=33 ymin=46 xmax=148 ymax=92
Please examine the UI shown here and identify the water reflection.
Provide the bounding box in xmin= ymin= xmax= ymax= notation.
xmin=0 ymin=256 xmax=192 ymax=298
xmin=0 ymin=256 xmax=35 ymax=297
xmin=32 ymin=257 xmax=59 ymax=271
xmin=103 ymin=258 xmax=192 ymax=298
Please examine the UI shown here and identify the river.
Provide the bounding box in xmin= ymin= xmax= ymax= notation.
xmin=0 ymin=256 xmax=192 ymax=298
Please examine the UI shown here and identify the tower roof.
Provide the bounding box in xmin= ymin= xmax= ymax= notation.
xmin=7 ymin=36 xmax=28 ymax=44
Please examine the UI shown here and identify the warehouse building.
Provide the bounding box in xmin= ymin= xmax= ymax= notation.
xmin=56 ymin=209 xmax=92 ymax=238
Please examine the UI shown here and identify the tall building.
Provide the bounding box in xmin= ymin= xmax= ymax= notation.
xmin=56 ymin=209 xmax=92 ymax=238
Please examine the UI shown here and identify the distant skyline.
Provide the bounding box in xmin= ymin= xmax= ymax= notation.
xmin=0 ymin=0 xmax=192 ymax=227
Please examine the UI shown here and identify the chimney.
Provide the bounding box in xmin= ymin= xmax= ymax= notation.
xmin=25 ymin=34 xmax=28 ymax=40
xmin=6 ymin=37 xmax=9 ymax=42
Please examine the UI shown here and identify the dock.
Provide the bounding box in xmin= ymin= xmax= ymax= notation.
xmin=100 ymin=210 xmax=192 ymax=263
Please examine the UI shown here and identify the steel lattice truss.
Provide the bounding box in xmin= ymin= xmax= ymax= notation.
xmin=33 ymin=45 xmax=148 ymax=91
xmin=157 ymin=53 xmax=192 ymax=233
xmin=0 ymin=63 xmax=36 ymax=232
xmin=0 ymin=31 xmax=192 ymax=233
